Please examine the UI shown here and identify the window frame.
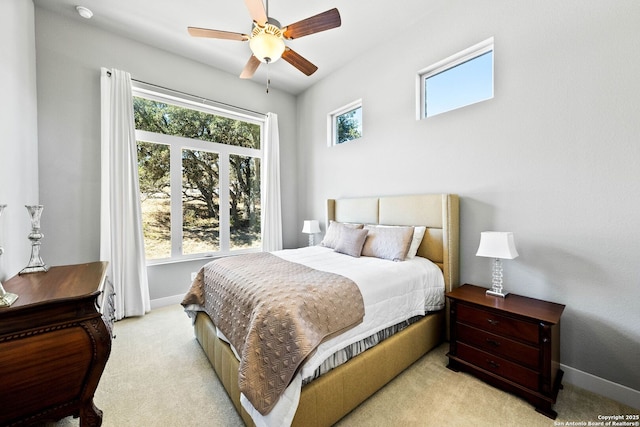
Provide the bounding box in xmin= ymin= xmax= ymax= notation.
xmin=327 ymin=99 xmax=363 ymax=146
xmin=416 ymin=37 xmax=494 ymax=119
xmin=132 ymin=84 xmax=265 ymax=265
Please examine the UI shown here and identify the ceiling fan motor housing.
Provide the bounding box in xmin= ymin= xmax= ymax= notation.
xmin=249 ymin=18 xmax=285 ymax=63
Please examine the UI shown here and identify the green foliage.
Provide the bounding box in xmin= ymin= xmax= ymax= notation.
xmin=137 ymin=141 xmax=169 ymax=199
xmin=337 ymin=108 xmax=362 ymax=144
xmin=230 ymin=155 xmax=260 ymax=232
xmin=133 ymin=97 xmax=260 ymax=148
xmin=182 ymin=149 xmax=220 ymax=219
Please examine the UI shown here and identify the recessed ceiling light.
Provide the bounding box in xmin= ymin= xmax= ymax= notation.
xmin=76 ymin=6 xmax=93 ymax=19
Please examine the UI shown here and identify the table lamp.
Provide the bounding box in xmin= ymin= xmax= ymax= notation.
xmin=301 ymin=220 xmax=321 ymax=246
xmin=476 ymin=231 xmax=519 ymax=297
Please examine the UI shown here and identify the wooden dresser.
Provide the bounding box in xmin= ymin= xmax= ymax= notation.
xmin=446 ymin=284 xmax=565 ymax=419
xmin=0 ymin=262 xmax=114 ymax=426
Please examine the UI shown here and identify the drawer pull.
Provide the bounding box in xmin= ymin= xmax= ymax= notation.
xmin=485 ymin=338 xmax=501 ymax=347
xmin=487 ymin=360 xmax=500 ymax=369
xmin=487 ymin=319 xmax=500 ymax=326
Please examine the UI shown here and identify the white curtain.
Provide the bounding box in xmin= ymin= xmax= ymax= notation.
xmin=100 ymin=68 xmax=150 ymax=320
xmin=261 ymin=112 xmax=283 ymax=251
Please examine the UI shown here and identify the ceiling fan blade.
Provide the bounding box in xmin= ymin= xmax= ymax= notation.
xmin=244 ymin=0 xmax=267 ymax=26
xmin=282 ymin=47 xmax=318 ymax=76
xmin=283 ymin=8 xmax=341 ymax=40
xmin=240 ymin=55 xmax=261 ymax=79
xmin=188 ymin=27 xmax=249 ymax=41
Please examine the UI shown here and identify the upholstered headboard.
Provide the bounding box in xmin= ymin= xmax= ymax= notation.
xmin=326 ymin=194 xmax=460 ymax=292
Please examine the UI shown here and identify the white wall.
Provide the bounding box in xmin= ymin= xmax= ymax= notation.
xmin=0 ymin=0 xmax=39 ymax=280
xmin=34 ymin=7 xmax=298 ymax=300
xmin=296 ymin=0 xmax=640 ymax=397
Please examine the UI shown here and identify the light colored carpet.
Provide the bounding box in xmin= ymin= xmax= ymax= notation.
xmin=41 ymin=304 xmax=636 ymax=426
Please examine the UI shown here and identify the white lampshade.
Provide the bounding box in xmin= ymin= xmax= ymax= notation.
xmin=302 ymin=220 xmax=321 ymax=247
xmin=476 ymin=231 xmax=519 ymax=259
xmin=301 ymin=220 xmax=321 ymax=234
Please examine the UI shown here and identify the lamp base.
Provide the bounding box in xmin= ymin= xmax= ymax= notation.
xmin=486 ymin=289 xmax=509 ymax=298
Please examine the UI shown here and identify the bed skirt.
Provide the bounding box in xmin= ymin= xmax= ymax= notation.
xmin=194 ymin=310 xmax=445 ymax=427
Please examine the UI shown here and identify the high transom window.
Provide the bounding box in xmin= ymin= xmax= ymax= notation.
xmin=417 ymin=38 xmax=494 ymax=119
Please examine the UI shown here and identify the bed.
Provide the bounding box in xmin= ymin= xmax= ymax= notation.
xmin=183 ymin=193 xmax=459 ymax=426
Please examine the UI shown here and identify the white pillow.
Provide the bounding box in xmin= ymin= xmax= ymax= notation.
xmin=361 ymin=225 xmax=414 ymax=261
xmin=320 ymin=221 xmax=364 ymax=249
xmin=334 ymin=227 xmax=368 ymax=258
xmin=406 ymin=226 xmax=426 ymax=259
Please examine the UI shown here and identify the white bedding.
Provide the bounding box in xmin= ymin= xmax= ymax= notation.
xmin=237 ymin=246 xmax=445 ymax=427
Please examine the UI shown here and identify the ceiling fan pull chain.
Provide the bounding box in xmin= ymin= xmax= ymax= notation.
xmin=266 ymin=62 xmax=270 ymax=93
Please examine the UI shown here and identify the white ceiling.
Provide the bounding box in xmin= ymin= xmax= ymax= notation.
xmin=33 ymin=0 xmax=434 ymax=94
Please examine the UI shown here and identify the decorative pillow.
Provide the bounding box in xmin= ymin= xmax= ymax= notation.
xmin=320 ymin=221 xmax=364 ymax=249
xmin=361 ymin=225 xmax=414 ymax=261
xmin=334 ymin=227 xmax=369 ymax=258
xmin=406 ymin=226 xmax=427 ymax=259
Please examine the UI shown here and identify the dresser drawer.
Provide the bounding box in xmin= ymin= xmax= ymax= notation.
xmin=457 ymin=342 xmax=539 ymax=390
xmin=456 ymin=323 xmax=539 ymax=368
xmin=456 ymin=303 xmax=539 ymax=344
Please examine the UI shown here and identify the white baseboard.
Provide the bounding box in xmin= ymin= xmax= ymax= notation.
xmin=150 ymin=294 xmax=184 ymax=310
xmin=561 ymin=363 xmax=640 ymax=410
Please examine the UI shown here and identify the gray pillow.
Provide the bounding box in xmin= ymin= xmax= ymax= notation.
xmin=334 ymin=227 xmax=369 ymax=258
xmin=361 ymin=225 xmax=414 ymax=261
xmin=320 ymin=221 xmax=364 ymax=249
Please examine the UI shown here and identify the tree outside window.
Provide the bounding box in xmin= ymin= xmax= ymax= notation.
xmin=328 ymin=100 xmax=362 ymax=146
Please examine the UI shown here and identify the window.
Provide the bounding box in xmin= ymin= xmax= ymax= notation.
xmin=417 ymin=38 xmax=494 ymax=119
xmin=133 ymin=87 xmax=264 ymax=262
xmin=327 ymin=100 xmax=363 ymax=146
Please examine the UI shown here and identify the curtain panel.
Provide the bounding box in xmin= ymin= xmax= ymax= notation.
xmin=262 ymin=112 xmax=283 ymax=252
xmin=100 ymin=68 xmax=150 ymax=320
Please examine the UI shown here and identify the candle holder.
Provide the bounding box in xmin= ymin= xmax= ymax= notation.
xmin=0 ymin=282 xmax=19 ymax=307
xmin=19 ymin=205 xmax=50 ymax=275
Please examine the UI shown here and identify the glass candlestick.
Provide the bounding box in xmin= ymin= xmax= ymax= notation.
xmin=19 ymin=205 xmax=50 ymax=275
xmin=0 ymin=282 xmax=19 ymax=307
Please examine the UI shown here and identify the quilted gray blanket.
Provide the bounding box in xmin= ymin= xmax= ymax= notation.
xmin=182 ymin=252 xmax=364 ymax=415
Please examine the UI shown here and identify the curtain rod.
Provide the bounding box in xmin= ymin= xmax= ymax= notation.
xmin=105 ymin=70 xmax=266 ymax=117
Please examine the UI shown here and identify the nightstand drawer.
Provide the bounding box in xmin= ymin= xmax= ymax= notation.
xmin=457 ymin=342 xmax=539 ymax=390
xmin=456 ymin=303 xmax=539 ymax=344
xmin=456 ymin=323 xmax=539 ymax=368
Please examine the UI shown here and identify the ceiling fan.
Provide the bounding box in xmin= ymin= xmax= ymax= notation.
xmin=187 ymin=0 xmax=341 ymax=80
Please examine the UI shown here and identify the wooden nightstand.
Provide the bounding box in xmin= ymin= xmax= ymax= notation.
xmin=446 ymin=284 xmax=565 ymax=419
xmin=0 ymin=262 xmax=113 ymax=426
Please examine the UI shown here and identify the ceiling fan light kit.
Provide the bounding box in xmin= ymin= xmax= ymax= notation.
xmin=249 ymin=19 xmax=285 ymax=63
xmin=187 ymin=0 xmax=341 ymax=82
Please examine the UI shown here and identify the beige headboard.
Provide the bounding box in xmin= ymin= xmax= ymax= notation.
xmin=327 ymin=194 xmax=460 ymax=292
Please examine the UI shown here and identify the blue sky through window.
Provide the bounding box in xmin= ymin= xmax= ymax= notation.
xmin=425 ymin=50 xmax=493 ymax=117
